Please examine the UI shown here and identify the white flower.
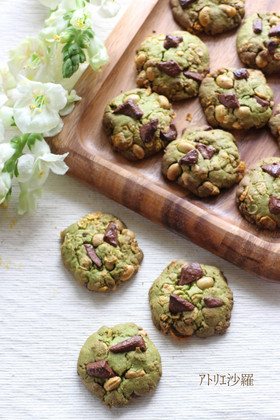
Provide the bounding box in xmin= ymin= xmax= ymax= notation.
xmin=99 ymin=0 xmax=120 ymax=17
xmin=70 ymin=7 xmax=92 ymax=30
xmin=0 ymin=120 xmax=4 ymax=142
xmin=8 ymin=37 xmax=52 ymax=83
xmin=59 ymin=89 xmax=81 ymax=116
xmin=13 ymin=77 xmax=67 ymax=134
xmin=0 ymin=64 xmax=17 ymax=92
xmin=18 ymin=187 xmax=42 ymax=215
xmin=0 ymin=142 xmax=15 ymax=170
xmin=0 ymin=106 xmax=14 ymax=128
xmin=44 ymin=120 xmax=64 ymax=137
xmin=0 ymin=172 xmax=12 ymax=205
xmin=87 ymin=35 xmax=108 ymax=71
xmin=40 ymin=8 xmax=68 ymax=43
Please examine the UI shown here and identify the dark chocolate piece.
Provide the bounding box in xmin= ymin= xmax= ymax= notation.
xmin=157 ymin=60 xmax=182 ymax=77
xmin=267 ymin=40 xmax=278 ymax=55
xmin=262 ymin=162 xmax=280 ymax=178
xmin=196 ymin=143 xmax=216 ymax=160
xmin=164 ymin=34 xmax=183 ymax=49
xmin=204 ymin=126 xmax=213 ymax=131
xmin=104 ymin=222 xmax=118 ymax=247
xmin=179 ymin=149 xmax=199 ymax=166
xmin=86 ymin=360 xmax=115 ymax=378
xmin=253 ymin=19 xmax=262 ymax=34
xmin=169 ymin=294 xmax=195 ymax=313
xmin=253 ymin=95 xmax=269 ymax=107
xmin=84 ymin=244 xmax=102 ymax=268
xmin=160 ymin=124 xmax=177 ymax=142
xmin=183 ymin=70 xmax=205 ymax=82
xmin=140 ymin=118 xmax=159 ymax=143
xmin=269 ymin=195 xmax=280 ymax=214
xmin=218 ymin=93 xmax=240 ymax=109
xmin=109 ymin=335 xmax=146 ymax=353
xmin=204 ymin=297 xmax=224 ymax=308
xmin=269 ymin=24 xmax=280 ymax=37
xmin=114 ymin=99 xmax=143 ymax=120
xmin=178 ymin=262 xmax=204 ymax=285
xmin=180 ymin=0 xmax=196 ymax=9
xmin=233 ymin=68 xmax=249 ymax=80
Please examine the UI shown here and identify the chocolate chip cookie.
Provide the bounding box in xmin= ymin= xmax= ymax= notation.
xmin=269 ymin=103 xmax=280 ymax=146
xmin=236 ymin=158 xmax=280 ymax=230
xmin=61 ymin=212 xmax=143 ymax=292
xmin=103 ymin=88 xmax=176 ymax=160
xmin=170 ymin=0 xmax=245 ymax=35
xmin=149 ymin=260 xmax=233 ymax=339
xmin=135 ymin=31 xmax=209 ymax=101
xmin=237 ymin=12 xmax=280 ymax=75
xmin=199 ymin=68 xmax=274 ymax=130
xmin=77 ymin=323 xmax=162 ymax=408
xmin=162 ymin=125 xmax=245 ymax=197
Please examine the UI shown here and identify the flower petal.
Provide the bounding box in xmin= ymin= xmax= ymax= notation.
xmin=17 ymin=154 xmax=35 ymax=183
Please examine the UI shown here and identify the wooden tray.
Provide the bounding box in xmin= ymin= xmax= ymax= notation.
xmin=50 ymin=0 xmax=280 ymax=283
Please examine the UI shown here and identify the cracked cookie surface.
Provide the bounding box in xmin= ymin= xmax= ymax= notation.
xmin=237 ymin=12 xmax=280 ymax=75
xmin=77 ymin=323 xmax=162 ymax=408
xmin=162 ymin=126 xmax=245 ymax=197
xmin=199 ymin=68 xmax=273 ymax=130
xmin=61 ymin=212 xmax=143 ymax=292
xmin=170 ymin=0 xmax=245 ymax=35
xmin=149 ymin=260 xmax=233 ymax=339
xmin=103 ymin=88 xmax=176 ymax=160
xmin=236 ymin=158 xmax=280 ymax=230
xmin=135 ymin=31 xmax=209 ymax=101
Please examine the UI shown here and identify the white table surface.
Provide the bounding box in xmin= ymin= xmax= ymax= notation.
xmin=1 ymin=1 xmax=280 ymax=419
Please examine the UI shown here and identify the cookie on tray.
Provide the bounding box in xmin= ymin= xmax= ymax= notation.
xmin=135 ymin=31 xmax=209 ymax=101
xmin=149 ymin=260 xmax=233 ymax=339
xmin=268 ymin=103 xmax=280 ymax=146
xmin=199 ymin=68 xmax=274 ymax=130
xmin=77 ymin=323 xmax=162 ymax=408
xmin=236 ymin=158 xmax=280 ymax=230
xmin=103 ymin=88 xmax=176 ymax=160
xmin=237 ymin=12 xmax=280 ymax=75
xmin=162 ymin=126 xmax=245 ymax=197
xmin=170 ymin=0 xmax=245 ymax=35
xmin=61 ymin=212 xmax=143 ymax=292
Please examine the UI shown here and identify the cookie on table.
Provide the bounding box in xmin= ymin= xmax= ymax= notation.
xmin=77 ymin=323 xmax=162 ymax=408
xmin=103 ymin=88 xmax=176 ymax=160
xmin=236 ymin=158 xmax=280 ymax=230
xmin=269 ymin=103 xmax=280 ymax=146
xmin=237 ymin=12 xmax=280 ymax=75
xmin=149 ymin=260 xmax=233 ymax=339
xmin=162 ymin=126 xmax=245 ymax=197
xmin=61 ymin=212 xmax=143 ymax=292
xmin=135 ymin=31 xmax=209 ymax=101
xmin=170 ymin=0 xmax=245 ymax=35
xmin=199 ymin=68 xmax=274 ymax=130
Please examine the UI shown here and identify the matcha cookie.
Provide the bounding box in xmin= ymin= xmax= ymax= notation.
xmin=162 ymin=126 xmax=245 ymax=197
xmin=103 ymin=88 xmax=176 ymax=161
xmin=170 ymin=0 xmax=245 ymax=35
xmin=236 ymin=158 xmax=280 ymax=230
xmin=77 ymin=323 xmax=162 ymax=408
xmin=149 ymin=260 xmax=233 ymax=339
xmin=237 ymin=12 xmax=280 ymax=75
xmin=199 ymin=68 xmax=274 ymax=130
xmin=61 ymin=212 xmax=143 ymax=292
xmin=135 ymin=31 xmax=209 ymax=101
xmin=269 ymin=103 xmax=280 ymax=146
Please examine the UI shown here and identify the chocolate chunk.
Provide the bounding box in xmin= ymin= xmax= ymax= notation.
xmin=269 ymin=24 xmax=280 ymax=37
xmin=269 ymin=195 xmax=280 ymax=214
xmin=218 ymin=93 xmax=240 ymax=109
xmin=140 ymin=119 xmax=158 ymax=143
xmin=84 ymin=244 xmax=102 ymax=268
xmin=86 ymin=360 xmax=115 ymax=378
xmin=180 ymin=0 xmax=196 ymax=9
xmin=169 ymin=294 xmax=195 ymax=313
xmin=253 ymin=95 xmax=270 ymax=107
xmin=82 ymin=233 xmax=87 ymax=237
xmin=233 ymin=68 xmax=249 ymax=80
xmin=204 ymin=297 xmax=224 ymax=308
xmin=196 ymin=143 xmax=216 ymax=160
xmin=253 ymin=19 xmax=262 ymax=34
xmin=267 ymin=40 xmax=278 ymax=55
xmin=109 ymin=335 xmax=146 ymax=353
xmin=113 ymin=99 xmax=143 ymax=120
xmin=179 ymin=149 xmax=199 ymax=166
xmin=178 ymin=262 xmax=204 ymax=285
xmin=204 ymin=126 xmax=213 ymax=131
xmin=164 ymin=34 xmax=183 ymax=49
xmin=262 ymin=162 xmax=280 ymax=178
xmin=157 ymin=60 xmax=182 ymax=77
xmin=160 ymin=124 xmax=177 ymax=142
xmin=104 ymin=222 xmax=118 ymax=247
xmin=183 ymin=70 xmax=206 ymax=82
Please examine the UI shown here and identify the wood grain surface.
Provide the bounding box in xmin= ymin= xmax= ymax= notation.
xmin=50 ymin=0 xmax=280 ymax=283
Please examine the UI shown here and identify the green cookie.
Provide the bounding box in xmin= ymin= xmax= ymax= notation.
xmin=77 ymin=323 xmax=162 ymax=408
xmin=149 ymin=260 xmax=233 ymax=339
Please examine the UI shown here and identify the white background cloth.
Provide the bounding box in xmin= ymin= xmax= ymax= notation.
xmin=0 ymin=1 xmax=280 ymax=419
